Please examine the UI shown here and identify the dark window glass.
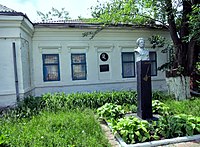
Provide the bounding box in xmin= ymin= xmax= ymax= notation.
xmin=122 ymin=52 xmax=135 ymax=78
xmin=149 ymin=52 xmax=157 ymax=76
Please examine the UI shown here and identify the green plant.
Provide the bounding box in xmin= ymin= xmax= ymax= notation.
xmin=0 ymin=130 xmax=7 ymax=146
xmin=0 ymin=109 xmax=110 ymax=147
xmin=121 ymin=104 xmax=137 ymax=113
xmin=97 ymin=103 xmax=125 ymax=121
xmin=152 ymin=114 xmax=200 ymax=139
xmin=41 ymin=90 xmax=137 ymax=110
xmin=112 ymin=116 xmax=151 ymax=144
xmin=152 ymin=91 xmax=174 ymax=101
xmin=164 ymin=98 xmax=200 ymax=117
xmin=152 ymin=100 xmax=171 ymax=116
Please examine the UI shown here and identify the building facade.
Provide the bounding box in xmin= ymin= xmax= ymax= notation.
xmin=0 ymin=5 xmax=170 ymax=107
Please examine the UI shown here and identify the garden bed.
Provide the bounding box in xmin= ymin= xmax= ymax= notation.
xmin=105 ymin=121 xmax=200 ymax=147
xmin=97 ymin=101 xmax=200 ymax=146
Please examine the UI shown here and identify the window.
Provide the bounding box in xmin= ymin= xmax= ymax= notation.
xmin=42 ymin=54 xmax=60 ymax=81
xmin=122 ymin=52 xmax=135 ymax=78
xmin=71 ymin=53 xmax=87 ymax=80
xmin=149 ymin=52 xmax=157 ymax=76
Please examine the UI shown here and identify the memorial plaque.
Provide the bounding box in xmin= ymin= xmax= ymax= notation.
xmin=100 ymin=64 xmax=109 ymax=72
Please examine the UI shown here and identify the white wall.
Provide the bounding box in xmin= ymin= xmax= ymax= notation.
xmin=0 ymin=16 xmax=170 ymax=107
xmin=32 ymin=27 xmax=170 ymax=96
xmin=0 ymin=16 xmax=34 ymax=107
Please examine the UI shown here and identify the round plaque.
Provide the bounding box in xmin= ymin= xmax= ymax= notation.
xmin=100 ymin=53 xmax=109 ymax=61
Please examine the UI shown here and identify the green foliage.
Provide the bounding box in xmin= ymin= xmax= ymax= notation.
xmin=188 ymin=4 xmax=200 ymax=43
xmin=97 ymin=103 xmax=125 ymax=121
xmin=148 ymin=35 xmax=166 ymax=49
xmin=152 ymin=91 xmax=174 ymax=101
xmin=152 ymin=100 xmax=171 ymax=116
xmin=90 ymin=0 xmax=169 ymax=26
xmin=153 ymin=114 xmax=200 ymax=139
xmin=2 ymin=96 xmax=45 ymax=119
xmin=41 ymin=91 xmax=137 ymax=111
xmin=112 ymin=116 xmax=151 ymax=144
xmin=0 ymin=109 xmax=110 ymax=147
xmin=110 ymin=114 xmax=200 ymax=144
xmin=164 ymin=98 xmax=200 ymax=117
xmin=37 ymin=7 xmax=70 ymax=22
xmin=0 ymin=130 xmax=6 ymax=146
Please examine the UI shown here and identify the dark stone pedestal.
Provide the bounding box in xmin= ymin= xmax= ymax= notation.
xmin=136 ymin=61 xmax=153 ymax=120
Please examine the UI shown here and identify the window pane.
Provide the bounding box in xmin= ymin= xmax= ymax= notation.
xmin=149 ymin=52 xmax=157 ymax=76
xmin=44 ymin=65 xmax=59 ymax=81
xmin=122 ymin=53 xmax=134 ymax=62
xmin=122 ymin=52 xmax=135 ymax=78
xmin=149 ymin=52 xmax=156 ymax=60
xmin=123 ymin=63 xmax=135 ymax=77
xmin=44 ymin=55 xmax=58 ymax=64
xmin=72 ymin=54 xmax=85 ymax=63
xmin=151 ymin=62 xmax=157 ymax=76
xmin=72 ymin=64 xmax=86 ymax=80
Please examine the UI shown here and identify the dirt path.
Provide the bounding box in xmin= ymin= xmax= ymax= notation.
xmin=100 ymin=122 xmax=119 ymax=147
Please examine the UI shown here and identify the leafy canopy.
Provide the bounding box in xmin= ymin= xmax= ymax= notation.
xmin=37 ymin=7 xmax=70 ymax=22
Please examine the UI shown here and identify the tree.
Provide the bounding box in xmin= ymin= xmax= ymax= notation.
xmin=37 ymin=7 xmax=70 ymax=22
xmin=90 ymin=0 xmax=200 ymax=100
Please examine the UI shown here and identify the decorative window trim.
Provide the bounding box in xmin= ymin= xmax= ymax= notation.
xmin=71 ymin=53 xmax=87 ymax=80
xmin=42 ymin=54 xmax=60 ymax=82
xmin=39 ymin=46 xmax=62 ymax=53
xmin=122 ymin=52 xmax=135 ymax=78
xmin=67 ymin=43 xmax=89 ymax=53
xmin=95 ymin=44 xmax=114 ymax=53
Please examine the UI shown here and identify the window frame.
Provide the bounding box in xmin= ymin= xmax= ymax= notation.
xmin=121 ymin=52 xmax=135 ymax=78
xmin=71 ymin=53 xmax=87 ymax=80
xmin=42 ymin=54 xmax=60 ymax=82
xmin=149 ymin=51 xmax=157 ymax=76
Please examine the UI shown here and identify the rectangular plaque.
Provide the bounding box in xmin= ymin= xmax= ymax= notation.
xmin=100 ymin=64 xmax=109 ymax=72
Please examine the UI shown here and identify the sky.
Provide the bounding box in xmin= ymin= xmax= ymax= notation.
xmin=0 ymin=0 xmax=108 ymax=22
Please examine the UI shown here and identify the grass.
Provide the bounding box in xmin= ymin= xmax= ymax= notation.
xmin=0 ymin=109 xmax=110 ymax=147
xmin=164 ymin=98 xmax=200 ymax=117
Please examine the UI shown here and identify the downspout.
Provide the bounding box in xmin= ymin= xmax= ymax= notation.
xmin=12 ymin=42 xmax=20 ymax=102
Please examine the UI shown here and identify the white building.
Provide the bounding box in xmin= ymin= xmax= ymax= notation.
xmin=0 ymin=4 xmax=170 ymax=107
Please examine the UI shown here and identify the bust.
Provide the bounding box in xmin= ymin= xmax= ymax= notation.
xmin=134 ymin=38 xmax=150 ymax=62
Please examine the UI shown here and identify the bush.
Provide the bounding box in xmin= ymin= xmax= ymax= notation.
xmin=41 ymin=91 xmax=137 ymax=110
xmin=152 ymin=114 xmax=200 ymax=139
xmin=164 ymin=98 xmax=200 ymax=117
xmin=152 ymin=91 xmax=175 ymax=101
xmin=112 ymin=116 xmax=152 ymax=144
xmin=152 ymin=100 xmax=171 ymax=116
xmin=97 ymin=103 xmax=125 ymax=121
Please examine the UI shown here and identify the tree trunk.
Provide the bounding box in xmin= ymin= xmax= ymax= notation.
xmin=166 ymin=76 xmax=191 ymax=100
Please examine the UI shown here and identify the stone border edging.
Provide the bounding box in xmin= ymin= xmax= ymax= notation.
xmin=107 ymin=122 xmax=200 ymax=147
xmin=115 ymin=133 xmax=200 ymax=147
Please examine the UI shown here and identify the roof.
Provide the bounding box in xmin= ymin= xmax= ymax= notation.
xmin=0 ymin=4 xmax=31 ymax=23
xmin=0 ymin=4 xmax=168 ymax=30
xmin=0 ymin=4 xmax=16 ymax=12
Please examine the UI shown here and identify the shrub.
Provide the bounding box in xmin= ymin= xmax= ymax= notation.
xmin=152 ymin=91 xmax=175 ymax=101
xmin=152 ymin=114 xmax=200 ymax=139
xmin=112 ymin=116 xmax=151 ymax=144
xmin=41 ymin=91 xmax=137 ymax=110
xmin=164 ymin=98 xmax=200 ymax=117
xmin=152 ymin=100 xmax=171 ymax=116
xmin=97 ymin=103 xmax=125 ymax=121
